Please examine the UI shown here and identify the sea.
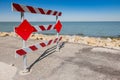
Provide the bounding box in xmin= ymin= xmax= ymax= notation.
xmin=0 ymin=21 xmax=120 ymax=37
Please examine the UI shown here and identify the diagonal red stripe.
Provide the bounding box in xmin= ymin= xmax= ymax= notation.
xmin=13 ymin=3 xmax=24 ymax=12
xmin=58 ymin=12 xmax=62 ymax=16
xmin=27 ymin=6 xmax=36 ymax=13
xmin=47 ymin=25 xmax=52 ymax=30
xmin=40 ymin=43 xmax=46 ymax=47
xmin=54 ymin=25 xmax=56 ymax=29
xmin=59 ymin=37 xmax=62 ymax=41
xmin=38 ymin=8 xmax=45 ymax=14
xmin=47 ymin=40 xmax=53 ymax=45
xmin=29 ymin=45 xmax=38 ymax=51
xmin=46 ymin=10 xmax=52 ymax=15
xmin=53 ymin=11 xmax=57 ymax=15
xmin=39 ymin=25 xmax=46 ymax=31
xmin=16 ymin=49 xmax=27 ymax=56
xmin=54 ymin=38 xmax=58 ymax=43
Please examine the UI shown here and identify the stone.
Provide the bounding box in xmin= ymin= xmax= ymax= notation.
xmin=0 ymin=32 xmax=9 ymax=37
xmin=107 ymin=38 xmax=112 ymax=42
xmin=68 ymin=36 xmax=75 ymax=42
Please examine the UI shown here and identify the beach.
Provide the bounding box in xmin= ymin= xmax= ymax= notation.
xmin=1 ymin=0 xmax=120 ymax=79
xmin=1 ymin=33 xmax=120 ymax=80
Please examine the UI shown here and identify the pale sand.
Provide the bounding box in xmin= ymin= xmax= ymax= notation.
xmin=0 ymin=62 xmax=17 ymax=80
xmin=1 ymin=36 xmax=120 ymax=80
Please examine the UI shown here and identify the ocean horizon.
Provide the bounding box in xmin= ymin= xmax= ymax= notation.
xmin=0 ymin=21 xmax=120 ymax=37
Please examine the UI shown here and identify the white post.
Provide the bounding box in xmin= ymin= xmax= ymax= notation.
xmin=14 ymin=28 xmax=18 ymax=58
xmin=56 ymin=16 xmax=59 ymax=51
xmin=21 ymin=12 xmax=28 ymax=72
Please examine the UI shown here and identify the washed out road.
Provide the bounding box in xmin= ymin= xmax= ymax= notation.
xmin=0 ymin=36 xmax=120 ymax=80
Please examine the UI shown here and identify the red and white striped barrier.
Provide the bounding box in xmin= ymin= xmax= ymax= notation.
xmin=12 ymin=3 xmax=62 ymax=71
xmin=16 ymin=37 xmax=62 ymax=56
xmin=33 ymin=24 xmax=56 ymax=32
xmin=12 ymin=3 xmax=62 ymax=16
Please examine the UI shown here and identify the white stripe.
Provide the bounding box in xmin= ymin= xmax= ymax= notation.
xmin=45 ymin=24 xmax=55 ymax=30
xmin=35 ymin=43 xmax=41 ymax=49
xmin=44 ymin=9 xmax=48 ymax=14
xmin=21 ymin=5 xmax=31 ymax=13
xmin=17 ymin=36 xmax=62 ymax=54
xmin=34 ymin=25 xmax=42 ymax=32
xmin=34 ymin=8 xmax=41 ymax=14
xmin=51 ymin=11 xmax=55 ymax=15
xmin=56 ymin=12 xmax=60 ymax=16
xmin=44 ymin=25 xmax=48 ymax=30
xmin=33 ymin=24 xmax=55 ymax=32
xmin=12 ymin=3 xmax=61 ymax=16
xmin=44 ymin=41 xmax=48 ymax=46
xmin=51 ymin=24 xmax=55 ymax=30
xmin=23 ymin=47 xmax=33 ymax=53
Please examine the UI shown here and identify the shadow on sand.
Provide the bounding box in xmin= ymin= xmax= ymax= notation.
xmin=27 ymin=42 xmax=66 ymax=71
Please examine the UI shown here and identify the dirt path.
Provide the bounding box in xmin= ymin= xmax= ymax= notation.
xmin=1 ymin=36 xmax=120 ymax=80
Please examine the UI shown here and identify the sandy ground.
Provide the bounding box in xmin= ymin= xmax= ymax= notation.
xmin=1 ymin=36 xmax=120 ymax=80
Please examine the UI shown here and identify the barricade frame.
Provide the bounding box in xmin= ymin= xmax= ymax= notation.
xmin=12 ymin=3 xmax=62 ymax=72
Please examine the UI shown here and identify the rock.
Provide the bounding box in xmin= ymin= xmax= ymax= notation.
xmin=106 ymin=42 xmax=115 ymax=48
xmin=78 ymin=40 xmax=88 ymax=44
xmin=107 ymin=38 xmax=112 ymax=42
xmin=74 ymin=36 xmax=81 ymax=43
xmin=97 ymin=42 xmax=106 ymax=47
xmin=0 ymin=32 xmax=9 ymax=37
xmin=30 ymin=36 xmax=37 ymax=40
xmin=0 ymin=32 xmax=120 ymax=49
xmin=84 ymin=37 xmax=97 ymax=45
xmin=9 ymin=32 xmax=16 ymax=37
xmin=68 ymin=36 xmax=75 ymax=42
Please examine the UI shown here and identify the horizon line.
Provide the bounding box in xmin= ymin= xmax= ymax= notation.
xmin=0 ymin=20 xmax=120 ymax=22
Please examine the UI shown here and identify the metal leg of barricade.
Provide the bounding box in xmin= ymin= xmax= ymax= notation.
xmin=56 ymin=33 xmax=60 ymax=52
xmin=23 ymin=40 xmax=28 ymax=72
xmin=14 ymin=28 xmax=18 ymax=58
xmin=21 ymin=12 xmax=29 ymax=73
xmin=56 ymin=16 xmax=60 ymax=52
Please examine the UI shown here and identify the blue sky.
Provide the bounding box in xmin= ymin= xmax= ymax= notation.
xmin=0 ymin=0 xmax=120 ymax=21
